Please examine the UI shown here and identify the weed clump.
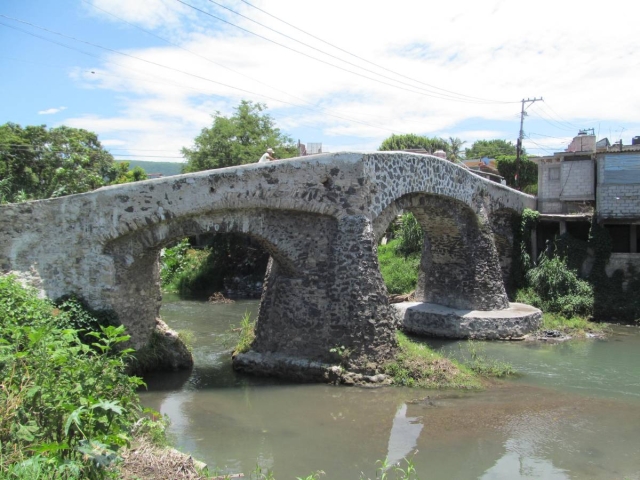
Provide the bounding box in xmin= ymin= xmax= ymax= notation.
xmin=383 ymin=332 xmax=481 ymax=389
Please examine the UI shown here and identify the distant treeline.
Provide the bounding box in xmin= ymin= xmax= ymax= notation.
xmin=115 ymin=160 xmax=183 ymax=177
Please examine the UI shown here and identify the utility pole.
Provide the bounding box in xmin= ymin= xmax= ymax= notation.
xmin=516 ymin=97 xmax=543 ymax=189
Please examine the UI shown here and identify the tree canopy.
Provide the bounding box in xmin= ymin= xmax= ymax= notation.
xmin=465 ymin=139 xmax=522 ymax=159
xmin=0 ymin=123 xmax=145 ymax=203
xmin=378 ymin=134 xmax=450 ymax=154
xmin=495 ymin=155 xmax=538 ymax=193
xmin=181 ymin=100 xmax=297 ymax=173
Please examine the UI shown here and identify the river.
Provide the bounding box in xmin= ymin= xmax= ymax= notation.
xmin=139 ymin=294 xmax=640 ymax=479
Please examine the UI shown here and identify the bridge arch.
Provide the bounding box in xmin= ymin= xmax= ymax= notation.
xmin=373 ymin=192 xmax=509 ymax=311
xmin=101 ymin=208 xmax=337 ymax=348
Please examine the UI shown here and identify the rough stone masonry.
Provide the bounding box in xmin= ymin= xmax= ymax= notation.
xmin=0 ymin=152 xmax=539 ymax=381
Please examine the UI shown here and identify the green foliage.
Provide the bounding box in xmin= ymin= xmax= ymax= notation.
xmin=0 ymin=275 xmax=144 ymax=479
xmin=161 ymin=236 xmax=269 ymax=299
xmin=447 ymin=137 xmax=466 ymax=161
xmin=459 ymin=341 xmax=515 ymax=378
xmin=495 ymin=155 xmax=537 ymax=190
xmin=378 ymin=134 xmax=450 ymax=154
xmin=464 ymin=139 xmax=520 ymax=159
xmin=383 ymin=332 xmax=481 ymax=389
xmin=517 ymin=255 xmax=593 ymax=318
xmin=108 ymin=162 xmax=148 ymax=184
xmin=114 ymin=160 xmax=182 ymax=177
xmin=540 ymin=312 xmax=607 ymax=336
xmin=377 ymin=239 xmax=420 ymax=295
xmin=360 ymin=455 xmax=419 ymax=480
xmin=510 ymin=208 xmax=539 ymax=291
xmin=233 ymin=311 xmax=256 ymax=355
xmin=586 ymin=221 xmax=640 ymax=322
xmin=160 ymin=239 xmax=193 ymax=287
xmin=394 ymin=213 xmax=424 ymax=257
xmin=0 ymin=123 xmax=148 ymax=203
xmin=181 ymin=100 xmax=297 ymax=172
xmin=516 ymin=214 xmax=640 ymax=323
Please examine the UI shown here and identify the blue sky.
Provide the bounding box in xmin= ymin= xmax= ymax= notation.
xmin=2 ymin=0 xmax=639 ymax=162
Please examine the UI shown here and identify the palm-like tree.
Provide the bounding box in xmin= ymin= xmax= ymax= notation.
xmin=448 ymin=137 xmax=466 ymax=162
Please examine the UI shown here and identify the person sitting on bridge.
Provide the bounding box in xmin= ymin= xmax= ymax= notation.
xmin=259 ymin=148 xmax=276 ymax=163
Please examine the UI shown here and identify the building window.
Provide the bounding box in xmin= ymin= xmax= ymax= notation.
xmin=549 ymin=167 xmax=560 ymax=181
xmin=604 ymin=225 xmax=631 ymax=253
xmin=566 ymin=221 xmax=590 ymax=241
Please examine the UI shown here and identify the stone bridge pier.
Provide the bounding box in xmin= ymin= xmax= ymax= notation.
xmin=237 ymin=214 xmax=398 ymax=380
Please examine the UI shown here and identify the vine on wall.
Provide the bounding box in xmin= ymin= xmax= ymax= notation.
xmin=512 ymin=210 xmax=640 ymax=323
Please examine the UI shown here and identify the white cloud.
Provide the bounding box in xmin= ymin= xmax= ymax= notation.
xmin=63 ymin=0 xmax=640 ymax=159
xmin=38 ymin=106 xmax=67 ymax=115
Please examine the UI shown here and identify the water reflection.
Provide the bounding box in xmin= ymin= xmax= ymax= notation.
xmin=138 ymin=297 xmax=640 ymax=479
xmin=386 ymin=404 xmax=422 ymax=467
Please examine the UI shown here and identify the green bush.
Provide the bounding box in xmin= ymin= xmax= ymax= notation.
xmin=0 ymin=275 xmax=144 ymax=479
xmin=378 ymin=239 xmax=420 ymax=295
xmin=394 ymin=213 xmax=424 ymax=257
xmin=518 ymin=256 xmax=593 ymax=318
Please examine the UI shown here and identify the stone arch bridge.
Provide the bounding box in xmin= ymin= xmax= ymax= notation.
xmin=0 ymin=152 xmax=540 ymax=380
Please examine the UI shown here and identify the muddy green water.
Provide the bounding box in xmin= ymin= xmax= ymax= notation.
xmin=140 ymin=294 xmax=640 ymax=479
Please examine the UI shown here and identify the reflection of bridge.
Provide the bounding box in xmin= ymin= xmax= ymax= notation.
xmin=0 ymin=152 xmax=540 ymax=379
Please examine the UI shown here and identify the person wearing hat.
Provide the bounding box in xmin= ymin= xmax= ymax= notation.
xmin=259 ymin=148 xmax=276 ymax=163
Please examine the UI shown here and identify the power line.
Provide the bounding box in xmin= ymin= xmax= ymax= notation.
xmin=540 ymin=101 xmax=582 ymax=131
xmin=527 ymin=104 xmax=576 ymax=132
xmin=80 ymin=1 xmax=435 ymax=130
xmin=203 ymin=0 xmax=509 ymax=105
xmin=174 ymin=0 xmax=502 ymax=105
xmin=0 ymin=17 xmax=409 ymax=136
xmin=238 ymin=0 xmax=514 ymax=105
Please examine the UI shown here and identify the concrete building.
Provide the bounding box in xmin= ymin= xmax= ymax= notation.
xmin=532 ymin=131 xmax=640 ymax=278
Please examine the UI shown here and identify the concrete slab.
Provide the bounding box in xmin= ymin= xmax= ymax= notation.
xmin=394 ymin=302 xmax=542 ymax=340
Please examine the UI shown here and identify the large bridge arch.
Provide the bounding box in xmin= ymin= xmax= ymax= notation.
xmin=102 ymin=208 xmax=337 ymax=348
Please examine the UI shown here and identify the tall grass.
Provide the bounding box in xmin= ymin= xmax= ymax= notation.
xmin=378 ymin=239 xmax=420 ymax=295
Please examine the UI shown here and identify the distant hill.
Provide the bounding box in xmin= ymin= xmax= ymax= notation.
xmin=115 ymin=160 xmax=183 ymax=177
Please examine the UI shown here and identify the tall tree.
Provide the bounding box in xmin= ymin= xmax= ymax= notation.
xmin=465 ymin=139 xmax=521 ymax=159
xmin=0 ymin=123 xmax=140 ymax=203
xmin=181 ymin=100 xmax=297 ymax=172
xmin=495 ymin=155 xmax=538 ymax=193
xmin=447 ymin=137 xmax=466 ymax=161
xmin=379 ymin=134 xmax=450 ymax=154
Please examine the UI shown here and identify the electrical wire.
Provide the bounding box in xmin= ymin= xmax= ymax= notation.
xmin=80 ymin=1 xmax=439 ymax=130
xmin=0 ymin=17 xmax=410 ymax=136
xmin=237 ymin=0 xmax=514 ymax=104
xmin=203 ymin=0 xmax=511 ymax=104
xmin=174 ymin=0 xmax=503 ymax=105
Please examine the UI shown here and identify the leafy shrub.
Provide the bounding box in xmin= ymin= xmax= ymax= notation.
xmin=160 ymin=238 xmax=192 ymax=286
xmin=0 ymin=275 xmax=144 ymax=479
xmin=377 ymin=239 xmax=420 ymax=295
xmin=394 ymin=213 xmax=424 ymax=257
xmin=519 ymin=255 xmax=593 ymax=317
